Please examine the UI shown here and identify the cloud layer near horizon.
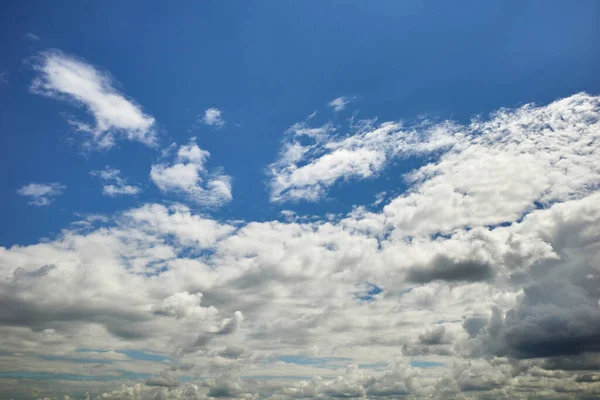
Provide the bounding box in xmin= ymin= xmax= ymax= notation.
xmin=3 ymin=93 xmax=600 ymax=399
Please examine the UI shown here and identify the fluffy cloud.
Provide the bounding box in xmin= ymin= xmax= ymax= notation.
xmin=3 ymin=93 xmax=600 ymax=399
xmin=270 ymin=93 xmax=600 ymax=209
xmin=384 ymin=93 xmax=600 ymax=236
xmin=201 ymin=107 xmax=225 ymax=126
xmin=269 ymin=118 xmax=461 ymax=202
xmin=150 ymin=141 xmax=233 ymax=206
xmin=31 ymin=50 xmax=156 ymax=149
xmin=16 ymin=182 xmax=65 ymax=206
xmin=90 ymin=166 xmax=141 ymax=197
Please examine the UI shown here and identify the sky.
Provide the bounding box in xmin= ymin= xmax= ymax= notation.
xmin=0 ymin=1 xmax=600 ymax=399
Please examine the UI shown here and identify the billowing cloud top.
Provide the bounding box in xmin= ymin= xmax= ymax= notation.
xmin=150 ymin=141 xmax=233 ymax=207
xmin=3 ymin=91 xmax=600 ymax=399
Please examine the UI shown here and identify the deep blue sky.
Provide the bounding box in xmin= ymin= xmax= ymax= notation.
xmin=1 ymin=1 xmax=599 ymax=245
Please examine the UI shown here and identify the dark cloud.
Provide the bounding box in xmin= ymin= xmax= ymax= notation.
xmin=218 ymin=346 xmax=248 ymax=359
xmin=419 ymin=326 xmax=451 ymax=345
xmin=466 ymin=281 xmax=600 ymax=360
xmin=407 ymin=255 xmax=494 ymax=283
xmin=13 ymin=264 xmax=56 ymax=280
xmin=463 ymin=315 xmax=488 ymax=339
xmin=541 ymin=354 xmax=600 ymax=371
xmin=146 ymin=370 xmax=179 ymax=388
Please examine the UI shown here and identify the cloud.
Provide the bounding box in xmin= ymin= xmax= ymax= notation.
xmin=16 ymin=182 xmax=65 ymax=206
xmin=25 ymin=32 xmax=39 ymax=41
xmin=268 ymin=118 xmax=460 ymax=202
xmin=145 ymin=370 xmax=179 ymax=388
xmin=328 ymin=96 xmax=353 ymax=112
xmin=201 ymin=107 xmax=225 ymax=126
xmin=90 ymin=166 xmax=141 ymax=197
xmin=152 ymin=291 xmax=217 ymax=320
xmin=150 ymin=140 xmax=233 ymax=207
xmin=31 ymin=50 xmax=156 ymax=149
xmin=3 ymin=93 xmax=600 ymax=399
xmin=407 ymin=255 xmax=494 ymax=283
xmin=271 ymin=92 xmax=600 ymax=220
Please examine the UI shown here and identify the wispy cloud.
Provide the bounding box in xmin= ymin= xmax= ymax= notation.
xmin=150 ymin=140 xmax=232 ymax=206
xmin=25 ymin=32 xmax=40 ymax=41
xmin=30 ymin=50 xmax=157 ymax=149
xmin=269 ymin=119 xmax=457 ymax=202
xmin=17 ymin=182 xmax=65 ymax=206
xmin=328 ymin=96 xmax=353 ymax=112
xmin=201 ymin=107 xmax=225 ymax=126
xmin=90 ymin=166 xmax=141 ymax=197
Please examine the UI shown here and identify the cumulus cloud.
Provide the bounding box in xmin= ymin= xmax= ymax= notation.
xmin=201 ymin=107 xmax=225 ymax=126
xmin=270 ymin=93 xmax=600 ymax=211
xmin=90 ymin=166 xmax=141 ymax=196
xmin=31 ymin=50 xmax=156 ymax=149
xmin=153 ymin=291 xmax=217 ymax=320
xmin=3 ymin=93 xmax=600 ymax=399
xmin=269 ymin=118 xmax=461 ymax=202
xmin=16 ymin=182 xmax=65 ymax=206
xmin=150 ymin=140 xmax=233 ymax=206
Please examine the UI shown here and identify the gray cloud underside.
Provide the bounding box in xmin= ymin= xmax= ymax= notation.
xmin=2 ymin=93 xmax=600 ymax=399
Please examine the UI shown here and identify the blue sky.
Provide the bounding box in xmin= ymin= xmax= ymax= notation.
xmin=2 ymin=1 xmax=599 ymax=245
xmin=1 ymin=2 xmax=600 ymax=399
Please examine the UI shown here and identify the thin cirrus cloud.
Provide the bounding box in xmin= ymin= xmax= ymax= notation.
xmin=150 ymin=140 xmax=233 ymax=207
xmin=90 ymin=166 xmax=141 ymax=197
xmin=25 ymin=32 xmax=40 ymax=41
xmin=30 ymin=50 xmax=157 ymax=149
xmin=328 ymin=96 xmax=353 ymax=112
xmin=16 ymin=182 xmax=65 ymax=206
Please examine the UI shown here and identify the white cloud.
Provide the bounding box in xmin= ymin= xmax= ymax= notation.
xmin=153 ymin=291 xmax=217 ymax=320
xmin=150 ymin=141 xmax=232 ymax=207
xmin=328 ymin=96 xmax=353 ymax=112
xmin=269 ymin=120 xmax=459 ymax=202
xmin=91 ymin=166 xmax=141 ymax=197
xmin=16 ymin=182 xmax=65 ymax=206
xmin=25 ymin=32 xmax=39 ymax=41
xmin=31 ymin=50 xmax=157 ymax=149
xmin=3 ymin=93 xmax=600 ymax=399
xmin=384 ymin=92 xmax=600 ymax=236
xmin=202 ymin=107 xmax=225 ymax=126
xmin=270 ymin=92 xmax=600 ymax=210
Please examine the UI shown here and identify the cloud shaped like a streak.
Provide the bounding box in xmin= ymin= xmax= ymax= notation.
xmin=328 ymin=96 xmax=353 ymax=112
xmin=31 ymin=50 xmax=157 ymax=149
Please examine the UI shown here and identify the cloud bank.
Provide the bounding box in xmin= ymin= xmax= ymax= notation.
xmin=3 ymin=93 xmax=600 ymax=399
